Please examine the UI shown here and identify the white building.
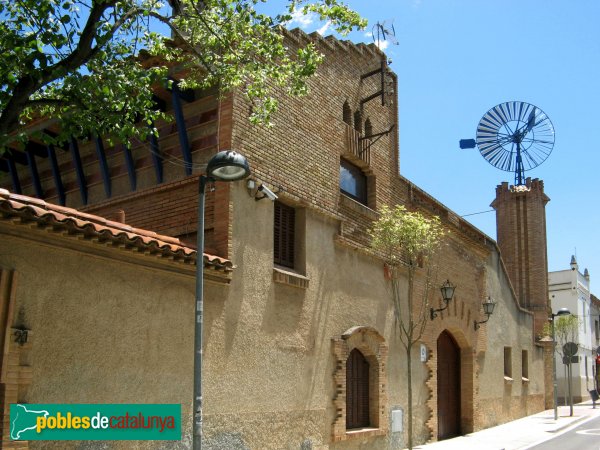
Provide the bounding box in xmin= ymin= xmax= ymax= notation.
xmin=549 ymin=256 xmax=594 ymax=403
xmin=591 ymin=293 xmax=600 ymax=392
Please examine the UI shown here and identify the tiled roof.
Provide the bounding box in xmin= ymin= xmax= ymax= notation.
xmin=0 ymin=189 xmax=232 ymax=271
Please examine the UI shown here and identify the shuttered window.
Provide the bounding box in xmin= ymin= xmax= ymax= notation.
xmin=274 ymin=201 xmax=295 ymax=268
xmin=346 ymin=348 xmax=370 ymax=429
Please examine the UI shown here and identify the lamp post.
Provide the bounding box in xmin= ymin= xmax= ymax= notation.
xmin=194 ymin=150 xmax=250 ymax=450
xmin=430 ymin=279 xmax=456 ymax=320
xmin=551 ymin=307 xmax=571 ymax=421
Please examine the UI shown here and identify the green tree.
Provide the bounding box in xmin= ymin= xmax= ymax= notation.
xmin=0 ymin=0 xmax=365 ymax=149
xmin=543 ymin=314 xmax=580 ymax=414
xmin=369 ymin=205 xmax=444 ymax=450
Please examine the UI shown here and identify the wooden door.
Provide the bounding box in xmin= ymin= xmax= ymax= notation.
xmin=437 ymin=331 xmax=461 ymax=440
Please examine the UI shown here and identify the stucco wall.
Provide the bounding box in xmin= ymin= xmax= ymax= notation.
xmin=204 ymin=183 xmax=398 ymax=449
xmin=0 ymin=230 xmax=223 ymax=449
xmin=474 ymin=251 xmax=546 ymax=427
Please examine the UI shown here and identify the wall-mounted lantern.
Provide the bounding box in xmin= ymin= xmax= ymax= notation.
xmin=474 ymin=296 xmax=497 ymax=330
xmin=430 ymin=280 xmax=456 ymax=320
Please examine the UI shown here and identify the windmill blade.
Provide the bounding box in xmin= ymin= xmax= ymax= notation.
xmin=526 ymin=108 xmax=537 ymax=132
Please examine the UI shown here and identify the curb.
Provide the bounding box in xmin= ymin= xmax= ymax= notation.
xmin=549 ymin=414 xmax=590 ymax=433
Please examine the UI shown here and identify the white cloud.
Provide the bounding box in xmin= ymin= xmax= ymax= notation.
xmin=317 ymin=21 xmax=331 ymax=35
xmin=376 ymin=40 xmax=390 ymax=51
xmin=286 ymin=9 xmax=315 ymax=29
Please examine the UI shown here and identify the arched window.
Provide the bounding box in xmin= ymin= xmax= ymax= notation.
xmin=364 ymin=118 xmax=372 ymax=138
xmin=332 ymin=326 xmax=387 ymax=440
xmin=353 ymin=110 xmax=362 ymax=134
xmin=343 ymin=101 xmax=352 ymax=125
xmin=346 ymin=348 xmax=370 ymax=429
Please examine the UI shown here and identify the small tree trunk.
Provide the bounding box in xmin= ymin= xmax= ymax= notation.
xmin=407 ymin=343 xmax=413 ymax=450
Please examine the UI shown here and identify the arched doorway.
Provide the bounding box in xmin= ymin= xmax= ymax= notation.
xmin=437 ymin=330 xmax=461 ymax=440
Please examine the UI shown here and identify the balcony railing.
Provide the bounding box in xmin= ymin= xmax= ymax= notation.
xmin=344 ymin=124 xmax=370 ymax=166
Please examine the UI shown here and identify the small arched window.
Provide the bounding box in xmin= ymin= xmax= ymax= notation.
xmin=364 ymin=118 xmax=373 ymax=138
xmin=353 ymin=110 xmax=363 ymax=134
xmin=343 ymin=101 xmax=352 ymax=125
xmin=346 ymin=348 xmax=370 ymax=429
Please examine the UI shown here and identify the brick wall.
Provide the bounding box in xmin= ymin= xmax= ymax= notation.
xmin=492 ymin=178 xmax=550 ymax=335
xmin=230 ymin=29 xmax=399 ymax=252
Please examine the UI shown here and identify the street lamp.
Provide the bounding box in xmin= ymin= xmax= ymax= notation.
xmin=194 ymin=150 xmax=250 ymax=449
xmin=430 ymin=280 xmax=456 ymax=320
xmin=551 ymin=307 xmax=571 ymax=421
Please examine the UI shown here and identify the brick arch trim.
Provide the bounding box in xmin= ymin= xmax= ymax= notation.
xmin=332 ymin=326 xmax=388 ymax=442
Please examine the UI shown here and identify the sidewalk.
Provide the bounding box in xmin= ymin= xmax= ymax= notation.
xmin=414 ymin=401 xmax=600 ymax=450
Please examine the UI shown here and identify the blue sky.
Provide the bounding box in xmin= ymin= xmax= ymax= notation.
xmin=278 ymin=0 xmax=600 ymax=291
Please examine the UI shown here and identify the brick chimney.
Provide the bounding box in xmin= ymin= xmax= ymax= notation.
xmin=491 ymin=177 xmax=550 ymax=336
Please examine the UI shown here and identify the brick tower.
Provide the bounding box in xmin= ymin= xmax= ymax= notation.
xmin=491 ymin=178 xmax=550 ymax=335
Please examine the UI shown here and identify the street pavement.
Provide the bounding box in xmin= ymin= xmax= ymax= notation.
xmin=414 ymin=400 xmax=600 ymax=450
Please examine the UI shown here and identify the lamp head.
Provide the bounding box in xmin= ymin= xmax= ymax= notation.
xmin=482 ymin=297 xmax=496 ymax=316
xmin=440 ymin=279 xmax=456 ymax=303
xmin=206 ymin=150 xmax=251 ymax=181
xmin=556 ymin=307 xmax=571 ymax=317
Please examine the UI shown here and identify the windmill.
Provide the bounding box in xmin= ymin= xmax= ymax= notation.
xmin=460 ymin=101 xmax=555 ymax=185
xmin=372 ymin=20 xmax=399 ymax=49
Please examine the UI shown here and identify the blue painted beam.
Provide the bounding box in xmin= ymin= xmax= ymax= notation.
xmin=47 ymin=144 xmax=66 ymax=205
xmin=69 ymin=138 xmax=88 ymax=205
xmin=148 ymin=128 xmax=163 ymax=184
xmin=25 ymin=149 xmax=44 ymax=198
xmin=171 ymin=83 xmax=193 ymax=175
xmin=94 ymin=137 xmax=112 ymax=198
xmin=122 ymin=144 xmax=137 ymax=191
xmin=6 ymin=158 xmax=22 ymax=194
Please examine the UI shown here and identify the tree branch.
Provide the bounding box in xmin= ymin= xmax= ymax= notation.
xmin=147 ymin=11 xmax=212 ymax=74
xmin=0 ymin=1 xmax=147 ymax=139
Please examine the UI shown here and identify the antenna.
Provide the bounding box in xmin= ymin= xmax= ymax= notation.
xmin=372 ymin=20 xmax=399 ymax=48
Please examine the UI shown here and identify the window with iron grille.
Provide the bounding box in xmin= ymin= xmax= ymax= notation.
xmin=274 ymin=201 xmax=295 ymax=268
xmin=346 ymin=348 xmax=370 ymax=429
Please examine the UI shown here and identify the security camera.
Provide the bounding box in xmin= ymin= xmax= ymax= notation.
xmin=258 ymin=184 xmax=278 ymax=201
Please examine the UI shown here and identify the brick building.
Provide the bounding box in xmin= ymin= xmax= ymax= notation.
xmin=0 ymin=29 xmax=550 ymax=449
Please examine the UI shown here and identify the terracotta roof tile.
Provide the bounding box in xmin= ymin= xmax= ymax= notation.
xmin=0 ymin=189 xmax=232 ymax=271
